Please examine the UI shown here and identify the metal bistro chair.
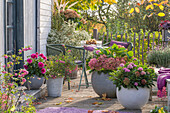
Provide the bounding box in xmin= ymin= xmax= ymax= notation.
xmin=46 ymin=44 xmax=89 ymax=90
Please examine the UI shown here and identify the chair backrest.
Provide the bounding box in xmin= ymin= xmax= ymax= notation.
xmin=46 ymin=44 xmax=86 ymax=63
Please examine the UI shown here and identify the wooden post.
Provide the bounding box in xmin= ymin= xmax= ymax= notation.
xmin=93 ymin=29 xmax=98 ymax=39
xmin=138 ymin=34 xmax=140 ymax=64
xmin=115 ymin=33 xmax=117 ymax=41
xmin=133 ymin=33 xmax=136 ymax=57
xmin=152 ymin=33 xmax=155 ymax=50
xmin=121 ymin=33 xmax=123 ymax=41
xmin=147 ymin=32 xmax=150 ymax=52
xmin=125 ymin=33 xmax=127 ymax=42
xmin=142 ymin=32 xmax=145 ymax=65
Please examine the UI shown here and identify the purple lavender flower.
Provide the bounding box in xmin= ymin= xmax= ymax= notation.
xmin=138 ymin=67 xmax=143 ymax=71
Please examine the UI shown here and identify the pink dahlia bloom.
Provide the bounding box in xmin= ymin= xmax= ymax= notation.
xmin=24 ymin=65 xmax=28 ymax=70
xmin=42 ymin=56 xmax=47 ymax=60
xmin=27 ymin=58 xmax=32 ymax=64
xmin=31 ymin=53 xmax=38 ymax=59
xmin=39 ymin=53 xmax=44 ymax=57
xmin=41 ymin=68 xmax=46 ymax=74
xmin=22 ymin=78 xmax=26 ymax=83
xmin=38 ymin=62 xmax=44 ymax=68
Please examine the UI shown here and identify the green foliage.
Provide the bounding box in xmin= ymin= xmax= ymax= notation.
xmin=109 ymin=61 xmax=157 ymax=90
xmin=48 ymin=21 xmax=91 ymax=46
xmin=147 ymin=46 xmax=170 ymax=68
xmin=46 ymin=49 xmax=77 ymax=79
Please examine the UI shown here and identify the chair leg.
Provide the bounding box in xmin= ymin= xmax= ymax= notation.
xmin=83 ymin=66 xmax=89 ymax=88
xmin=78 ymin=66 xmax=84 ymax=91
xmin=68 ymin=81 xmax=70 ymax=90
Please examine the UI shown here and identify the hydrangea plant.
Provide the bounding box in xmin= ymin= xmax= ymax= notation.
xmin=109 ymin=59 xmax=157 ymax=90
xmin=88 ymin=44 xmax=134 ymax=73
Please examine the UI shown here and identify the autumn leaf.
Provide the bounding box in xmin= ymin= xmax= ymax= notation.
xmin=135 ymin=7 xmax=140 ymax=13
xmin=102 ymin=110 xmax=109 ymax=112
xmin=146 ymin=5 xmax=151 ymax=10
xmin=141 ymin=0 xmax=144 ymax=4
xmin=65 ymin=99 xmax=73 ymax=103
xmin=92 ymin=102 xmax=99 ymax=105
xmin=56 ymin=102 xmax=62 ymax=105
xmin=158 ymin=12 xmax=165 ymax=17
xmin=88 ymin=110 xmax=94 ymax=113
xmin=129 ymin=8 xmax=134 ymax=13
xmin=137 ymin=3 xmax=140 ymax=6
xmin=159 ymin=5 xmax=164 ymax=10
xmin=148 ymin=13 xmax=153 ymax=17
xmin=143 ymin=14 xmax=147 ymax=20
xmin=68 ymin=97 xmax=74 ymax=100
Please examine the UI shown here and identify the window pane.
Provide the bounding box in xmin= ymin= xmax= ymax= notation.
xmin=7 ymin=2 xmax=14 ymax=26
xmin=7 ymin=29 xmax=13 ymax=51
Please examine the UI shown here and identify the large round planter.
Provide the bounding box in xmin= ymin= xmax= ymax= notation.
xmin=25 ymin=75 xmax=44 ymax=90
xmin=117 ymin=87 xmax=150 ymax=109
xmin=47 ymin=77 xmax=64 ymax=97
xmin=91 ymin=72 xmax=116 ymax=98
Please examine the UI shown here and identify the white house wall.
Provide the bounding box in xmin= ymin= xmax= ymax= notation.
xmin=24 ymin=0 xmax=36 ymax=58
xmin=0 ymin=1 xmax=4 ymax=65
xmin=39 ymin=0 xmax=51 ymax=55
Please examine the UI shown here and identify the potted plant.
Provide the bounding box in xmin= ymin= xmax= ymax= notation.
xmin=147 ymin=46 xmax=170 ymax=68
xmin=159 ymin=20 xmax=170 ymax=41
xmin=24 ymin=53 xmax=47 ymax=90
xmin=109 ymin=60 xmax=157 ymax=109
xmin=88 ymin=44 xmax=133 ymax=98
xmin=46 ymin=50 xmax=77 ymax=97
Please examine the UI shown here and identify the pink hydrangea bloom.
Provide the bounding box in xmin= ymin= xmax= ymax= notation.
xmin=38 ymin=62 xmax=44 ymax=68
xmin=27 ymin=58 xmax=32 ymax=64
xmin=127 ymin=64 xmax=133 ymax=69
xmin=134 ymin=82 xmax=138 ymax=86
xmin=141 ymin=71 xmax=146 ymax=75
xmin=41 ymin=68 xmax=46 ymax=74
xmin=120 ymin=63 xmax=124 ymax=67
xmin=96 ymin=50 xmax=101 ymax=55
xmin=138 ymin=67 xmax=143 ymax=71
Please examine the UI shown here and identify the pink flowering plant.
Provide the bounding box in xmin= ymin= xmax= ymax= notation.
xmin=24 ymin=52 xmax=47 ymax=79
xmin=46 ymin=50 xmax=77 ymax=79
xmin=109 ymin=59 xmax=157 ymax=90
xmin=0 ymin=47 xmax=36 ymax=112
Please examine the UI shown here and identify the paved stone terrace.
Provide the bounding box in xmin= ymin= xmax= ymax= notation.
xmin=34 ymin=70 xmax=167 ymax=113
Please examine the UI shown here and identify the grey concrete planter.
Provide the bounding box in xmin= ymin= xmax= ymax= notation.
xmin=91 ymin=72 xmax=116 ymax=98
xmin=47 ymin=77 xmax=64 ymax=97
xmin=25 ymin=75 xmax=44 ymax=90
